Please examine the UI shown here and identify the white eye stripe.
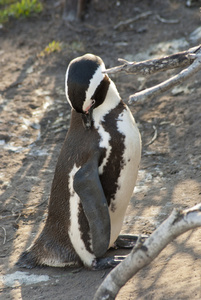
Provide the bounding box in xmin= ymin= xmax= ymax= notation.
xmin=86 ymin=64 xmax=105 ymax=99
xmin=82 ymin=64 xmax=105 ymax=111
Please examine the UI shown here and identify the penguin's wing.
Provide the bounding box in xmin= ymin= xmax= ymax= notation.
xmin=73 ymin=154 xmax=110 ymax=258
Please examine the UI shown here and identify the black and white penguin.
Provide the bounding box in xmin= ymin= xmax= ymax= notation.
xmin=17 ymin=53 xmax=141 ymax=270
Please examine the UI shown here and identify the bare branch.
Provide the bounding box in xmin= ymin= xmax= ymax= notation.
xmin=129 ymin=48 xmax=201 ymax=103
xmin=114 ymin=11 xmax=152 ymax=30
xmin=105 ymin=45 xmax=201 ymax=75
xmin=94 ymin=203 xmax=201 ymax=300
xmin=145 ymin=125 xmax=158 ymax=146
xmin=155 ymin=14 xmax=179 ymax=24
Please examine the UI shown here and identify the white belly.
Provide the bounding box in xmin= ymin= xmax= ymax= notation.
xmin=108 ymin=107 xmax=141 ymax=247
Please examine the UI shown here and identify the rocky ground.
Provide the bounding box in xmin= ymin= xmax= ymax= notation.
xmin=0 ymin=0 xmax=201 ymax=299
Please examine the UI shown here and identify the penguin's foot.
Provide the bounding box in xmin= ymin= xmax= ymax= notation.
xmin=92 ymin=256 xmax=126 ymax=270
xmin=114 ymin=234 xmax=149 ymax=249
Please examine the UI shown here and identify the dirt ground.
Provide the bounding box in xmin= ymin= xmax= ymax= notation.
xmin=0 ymin=0 xmax=201 ymax=299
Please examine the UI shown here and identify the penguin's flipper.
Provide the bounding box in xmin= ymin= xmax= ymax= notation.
xmin=73 ymin=154 xmax=110 ymax=258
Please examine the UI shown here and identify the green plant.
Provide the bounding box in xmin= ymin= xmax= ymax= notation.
xmin=39 ymin=41 xmax=63 ymax=57
xmin=0 ymin=0 xmax=43 ymax=23
xmin=69 ymin=41 xmax=85 ymax=52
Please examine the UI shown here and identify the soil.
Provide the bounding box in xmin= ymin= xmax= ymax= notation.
xmin=0 ymin=0 xmax=201 ymax=299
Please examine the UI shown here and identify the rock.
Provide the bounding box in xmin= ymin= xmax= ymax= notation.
xmin=189 ymin=26 xmax=201 ymax=44
xmin=125 ymin=38 xmax=189 ymax=62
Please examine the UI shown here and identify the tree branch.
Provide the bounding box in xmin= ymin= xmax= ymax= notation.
xmin=104 ymin=45 xmax=201 ymax=104
xmin=129 ymin=48 xmax=201 ymax=103
xmin=105 ymin=45 xmax=201 ymax=75
xmin=93 ymin=203 xmax=201 ymax=300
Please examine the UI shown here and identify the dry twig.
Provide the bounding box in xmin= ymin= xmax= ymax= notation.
xmin=105 ymin=45 xmax=201 ymax=75
xmin=0 ymin=207 xmax=45 ymax=221
xmin=155 ymin=14 xmax=179 ymax=24
xmin=105 ymin=45 xmax=201 ymax=103
xmin=94 ymin=203 xmax=201 ymax=300
xmin=129 ymin=47 xmax=201 ymax=103
xmin=114 ymin=11 xmax=152 ymax=30
xmin=145 ymin=125 xmax=158 ymax=146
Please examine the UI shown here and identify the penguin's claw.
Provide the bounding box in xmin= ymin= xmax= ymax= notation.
xmin=92 ymin=256 xmax=126 ymax=270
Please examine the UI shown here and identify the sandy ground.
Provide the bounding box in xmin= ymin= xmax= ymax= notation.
xmin=0 ymin=0 xmax=201 ymax=299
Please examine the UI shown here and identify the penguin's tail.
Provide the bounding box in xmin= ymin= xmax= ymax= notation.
xmin=16 ymin=236 xmax=83 ymax=269
xmin=16 ymin=248 xmax=39 ymax=269
xmin=16 ymin=235 xmax=47 ymax=269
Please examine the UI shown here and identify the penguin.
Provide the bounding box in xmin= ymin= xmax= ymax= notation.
xmin=17 ymin=53 xmax=141 ymax=270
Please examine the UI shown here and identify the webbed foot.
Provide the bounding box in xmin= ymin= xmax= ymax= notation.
xmin=92 ymin=255 xmax=126 ymax=270
xmin=114 ymin=234 xmax=149 ymax=249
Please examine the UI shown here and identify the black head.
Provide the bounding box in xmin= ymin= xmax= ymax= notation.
xmin=65 ymin=54 xmax=110 ymax=128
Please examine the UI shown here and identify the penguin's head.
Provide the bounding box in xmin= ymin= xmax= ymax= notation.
xmin=65 ymin=53 xmax=110 ymax=129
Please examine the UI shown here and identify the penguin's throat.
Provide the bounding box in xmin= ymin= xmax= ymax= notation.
xmin=82 ymin=108 xmax=94 ymax=130
xmin=81 ymin=100 xmax=96 ymax=130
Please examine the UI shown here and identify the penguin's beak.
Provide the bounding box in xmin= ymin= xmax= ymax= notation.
xmin=82 ymin=100 xmax=95 ymax=130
